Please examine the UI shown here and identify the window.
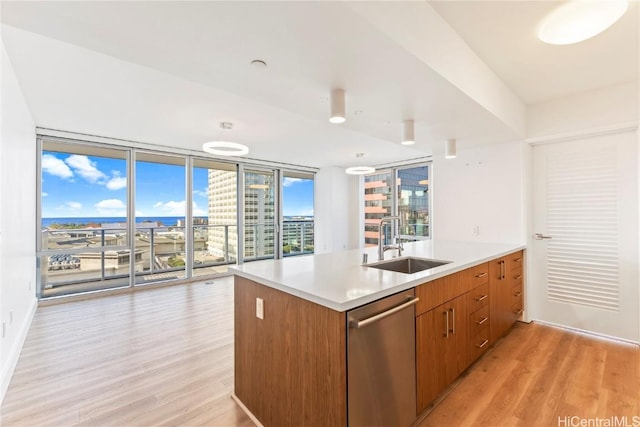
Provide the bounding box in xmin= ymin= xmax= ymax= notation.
xmin=282 ymin=171 xmax=314 ymax=256
xmin=363 ymin=164 xmax=430 ymax=247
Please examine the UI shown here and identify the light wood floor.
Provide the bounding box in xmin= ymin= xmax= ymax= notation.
xmin=2 ymin=278 xmax=638 ymax=427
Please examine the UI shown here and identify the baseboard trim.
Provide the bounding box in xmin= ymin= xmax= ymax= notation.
xmin=1 ymin=297 xmax=38 ymax=403
xmin=231 ymin=393 xmax=264 ymax=427
xmin=533 ymin=319 xmax=639 ymax=346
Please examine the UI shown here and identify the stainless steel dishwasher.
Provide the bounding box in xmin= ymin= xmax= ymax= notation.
xmin=347 ymin=289 xmax=418 ymax=427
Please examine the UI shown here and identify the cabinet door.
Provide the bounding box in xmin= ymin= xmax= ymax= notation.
xmin=416 ymin=294 xmax=468 ymax=414
xmin=445 ymin=295 xmax=469 ymax=381
xmin=416 ymin=307 xmax=448 ymax=413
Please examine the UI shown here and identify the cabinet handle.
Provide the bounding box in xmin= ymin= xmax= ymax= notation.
xmin=514 ymin=291 xmax=522 ymax=297
xmin=514 ymin=275 xmax=522 ymax=280
xmin=476 ymin=317 xmax=488 ymax=325
xmin=450 ymin=308 xmax=456 ymax=334
xmin=475 ymin=272 xmax=487 ymax=278
xmin=500 ymin=260 xmax=506 ymax=280
xmin=514 ymin=257 xmax=522 ymax=262
xmin=476 ymin=339 xmax=489 ymax=349
xmin=475 ymin=294 xmax=488 ymax=302
xmin=443 ymin=311 xmax=449 ymax=338
xmin=514 ymin=308 xmax=524 ymax=315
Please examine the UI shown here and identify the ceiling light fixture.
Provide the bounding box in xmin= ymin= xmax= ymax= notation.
xmin=401 ymin=120 xmax=415 ymax=145
xmin=329 ymin=88 xmax=346 ymax=124
xmin=538 ymin=0 xmax=628 ymax=45
xmin=202 ymin=122 xmax=249 ymax=156
xmin=345 ymin=153 xmax=375 ymax=175
xmin=445 ymin=138 xmax=457 ymax=159
xmin=345 ymin=166 xmax=376 ymax=175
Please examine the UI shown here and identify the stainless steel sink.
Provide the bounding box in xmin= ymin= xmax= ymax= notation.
xmin=366 ymin=257 xmax=451 ymax=274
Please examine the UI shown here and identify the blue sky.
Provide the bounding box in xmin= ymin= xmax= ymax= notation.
xmin=41 ymin=152 xmax=313 ymax=218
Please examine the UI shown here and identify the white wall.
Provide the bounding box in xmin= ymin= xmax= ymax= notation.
xmin=432 ymin=140 xmax=526 ymax=245
xmin=527 ymin=80 xmax=639 ymax=139
xmin=314 ymin=167 xmax=360 ymax=253
xmin=0 ymin=42 xmax=38 ymax=402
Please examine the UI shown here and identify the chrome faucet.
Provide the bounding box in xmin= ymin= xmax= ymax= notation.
xmin=378 ymin=215 xmax=403 ymax=261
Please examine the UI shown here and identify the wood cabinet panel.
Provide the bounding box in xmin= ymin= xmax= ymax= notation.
xmin=416 ymin=294 xmax=468 ymax=413
xmin=490 ymin=250 xmax=525 ymax=344
xmin=415 ymin=271 xmax=466 ymax=316
xmin=234 ymin=276 xmax=347 ymax=427
xmin=467 ymin=282 xmax=489 ymax=313
xmin=464 ymin=263 xmax=489 ymax=289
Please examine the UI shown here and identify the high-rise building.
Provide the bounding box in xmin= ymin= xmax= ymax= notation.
xmin=207 ymin=170 xmax=238 ymax=262
xmin=243 ymin=172 xmax=275 ymax=259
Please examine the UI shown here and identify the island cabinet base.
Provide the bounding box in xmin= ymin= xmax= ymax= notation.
xmin=234 ymin=276 xmax=347 ymax=427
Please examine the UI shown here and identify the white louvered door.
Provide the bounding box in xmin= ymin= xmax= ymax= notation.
xmin=531 ymin=131 xmax=639 ymax=342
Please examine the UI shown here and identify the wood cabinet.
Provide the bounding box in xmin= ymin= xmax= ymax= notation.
xmin=489 ymin=250 xmax=524 ymax=344
xmin=416 ymin=293 xmax=468 ymax=413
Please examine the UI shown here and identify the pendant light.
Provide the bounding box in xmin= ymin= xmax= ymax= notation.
xmin=203 ymin=122 xmax=249 ymax=156
xmin=329 ymin=89 xmax=346 ymax=124
xmin=401 ymin=120 xmax=415 ymax=145
xmin=445 ymin=138 xmax=457 ymax=159
xmin=345 ymin=153 xmax=375 ymax=175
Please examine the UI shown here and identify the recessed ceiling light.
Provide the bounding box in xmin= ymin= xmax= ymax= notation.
xmin=538 ymin=0 xmax=628 ymax=45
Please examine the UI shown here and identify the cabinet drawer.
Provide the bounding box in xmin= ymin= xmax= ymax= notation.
xmin=511 ymin=267 xmax=523 ymax=286
xmin=464 ymin=263 xmax=489 ymax=288
xmin=415 ymin=270 xmax=467 ymax=316
xmin=469 ymin=304 xmax=489 ymax=335
xmin=512 ymin=287 xmax=524 ymax=317
xmin=509 ymin=251 xmax=524 ymax=271
xmin=469 ymin=327 xmax=490 ymax=362
xmin=467 ymin=282 xmax=489 ymax=313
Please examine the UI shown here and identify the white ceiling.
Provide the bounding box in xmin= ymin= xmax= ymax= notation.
xmin=1 ymin=1 xmax=638 ymax=169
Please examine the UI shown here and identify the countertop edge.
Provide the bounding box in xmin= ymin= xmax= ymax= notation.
xmin=230 ymin=244 xmax=526 ymax=312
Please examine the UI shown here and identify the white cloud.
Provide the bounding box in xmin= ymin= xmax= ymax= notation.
xmin=153 ymin=200 xmax=186 ymax=215
xmin=106 ymin=176 xmax=127 ymax=190
xmin=42 ymin=154 xmax=73 ymax=179
xmin=193 ymin=188 xmax=208 ymax=198
xmin=65 ymin=155 xmax=107 ymax=183
xmin=56 ymin=201 xmax=82 ymax=211
xmin=283 ymin=177 xmax=303 ymax=187
xmin=193 ymin=202 xmax=206 ymax=216
xmin=152 ymin=200 xmax=206 ymax=216
xmin=95 ymin=199 xmax=126 ymax=216
xmin=42 ymin=192 xmax=48 ymax=197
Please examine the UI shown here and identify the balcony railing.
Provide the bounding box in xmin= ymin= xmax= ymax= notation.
xmin=39 ymin=220 xmax=313 ymax=296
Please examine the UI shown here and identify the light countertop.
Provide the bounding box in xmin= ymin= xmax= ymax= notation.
xmin=230 ymin=240 xmax=526 ymax=312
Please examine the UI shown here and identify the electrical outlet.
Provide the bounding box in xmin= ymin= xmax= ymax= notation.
xmin=473 ymin=225 xmax=480 ymax=236
xmin=256 ymin=298 xmax=264 ymax=320
xmin=9 ymin=311 xmax=13 ymax=324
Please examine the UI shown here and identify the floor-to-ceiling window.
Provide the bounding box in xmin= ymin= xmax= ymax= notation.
xmin=38 ymin=140 xmax=131 ymax=297
xmin=134 ymin=152 xmax=187 ymax=285
xmin=363 ymin=164 xmax=430 ymax=248
xmin=282 ymin=171 xmax=314 ymax=256
xmin=192 ymin=158 xmax=238 ymax=277
xmin=243 ymin=169 xmax=276 ymax=261
xmin=37 ymin=135 xmax=316 ymax=298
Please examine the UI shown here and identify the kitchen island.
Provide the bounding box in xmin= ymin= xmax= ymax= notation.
xmin=230 ymin=240 xmax=526 ymax=427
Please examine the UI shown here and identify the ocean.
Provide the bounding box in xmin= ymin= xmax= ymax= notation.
xmin=42 ymin=216 xmax=200 ymax=227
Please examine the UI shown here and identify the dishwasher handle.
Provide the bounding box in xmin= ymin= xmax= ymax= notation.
xmin=349 ymin=297 xmax=419 ymax=329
